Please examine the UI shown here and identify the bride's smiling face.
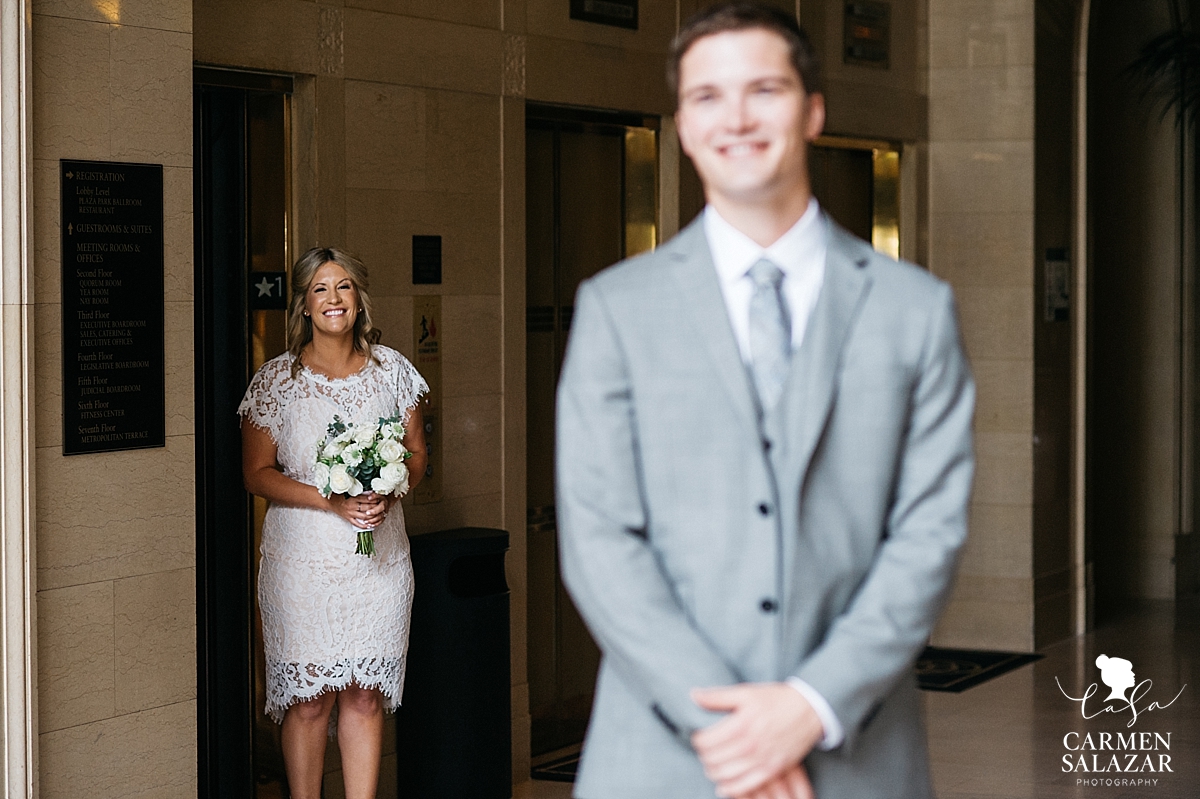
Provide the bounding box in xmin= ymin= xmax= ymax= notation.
xmin=305 ymin=261 xmax=359 ymax=338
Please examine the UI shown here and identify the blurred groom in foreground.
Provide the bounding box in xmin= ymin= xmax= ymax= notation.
xmin=555 ymin=3 xmax=975 ymax=798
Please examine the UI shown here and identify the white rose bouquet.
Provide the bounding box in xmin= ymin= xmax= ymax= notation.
xmin=313 ymin=414 xmax=412 ymax=556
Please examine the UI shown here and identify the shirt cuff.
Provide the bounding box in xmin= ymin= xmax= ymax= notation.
xmin=785 ymin=676 xmax=845 ymax=751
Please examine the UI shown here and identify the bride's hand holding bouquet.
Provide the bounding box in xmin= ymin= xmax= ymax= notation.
xmin=327 ymin=491 xmax=388 ymax=531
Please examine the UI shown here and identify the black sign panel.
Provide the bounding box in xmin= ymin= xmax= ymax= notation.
xmin=413 ymin=235 xmax=443 ymax=285
xmin=844 ymin=1 xmax=891 ymax=69
xmin=61 ymin=160 xmax=165 ymax=455
xmin=570 ymin=0 xmax=637 ymax=30
xmin=250 ymin=271 xmax=287 ymax=310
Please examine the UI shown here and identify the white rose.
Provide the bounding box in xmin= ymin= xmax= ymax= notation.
xmin=342 ymin=446 xmax=364 ymax=467
xmin=378 ymin=440 xmax=405 ymax=463
xmin=313 ymin=462 xmax=331 ymax=489
xmin=371 ymin=476 xmax=397 ymax=495
xmin=348 ymin=478 xmax=365 ymax=497
xmin=334 ymin=428 xmax=355 ymax=444
xmin=328 ymin=463 xmax=354 ymax=495
xmin=380 ymin=462 xmax=409 ymax=496
xmin=322 ymin=438 xmax=346 ymax=459
xmin=353 ymin=424 xmax=377 ymax=446
xmin=380 ymin=462 xmax=407 ymax=485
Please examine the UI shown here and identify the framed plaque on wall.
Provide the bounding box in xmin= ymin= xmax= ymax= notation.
xmin=60 ymin=159 xmax=165 ymax=455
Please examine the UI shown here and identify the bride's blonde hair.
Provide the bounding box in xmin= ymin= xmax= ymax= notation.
xmin=287 ymin=247 xmax=380 ymax=378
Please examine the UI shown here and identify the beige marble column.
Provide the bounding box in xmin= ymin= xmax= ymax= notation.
xmin=31 ymin=4 xmax=195 ymax=796
xmin=0 ymin=0 xmax=37 ymax=795
xmin=926 ymin=0 xmax=1036 ymax=651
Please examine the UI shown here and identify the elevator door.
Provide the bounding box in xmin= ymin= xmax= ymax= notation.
xmin=195 ymin=69 xmax=291 ymax=799
xmin=525 ymin=106 xmax=658 ymax=756
xmin=810 ymin=137 xmax=901 ymax=260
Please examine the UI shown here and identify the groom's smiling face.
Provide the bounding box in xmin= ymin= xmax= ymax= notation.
xmin=675 ymin=27 xmax=824 ymax=212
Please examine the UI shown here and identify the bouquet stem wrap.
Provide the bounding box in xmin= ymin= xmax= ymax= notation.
xmin=355 ymin=528 xmax=376 ymax=557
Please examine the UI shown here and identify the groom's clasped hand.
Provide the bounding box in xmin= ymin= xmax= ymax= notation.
xmin=692 ymin=683 xmax=821 ymax=799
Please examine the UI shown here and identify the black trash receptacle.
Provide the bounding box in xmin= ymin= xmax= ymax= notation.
xmin=396 ymin=528 xmax=511 ymax=798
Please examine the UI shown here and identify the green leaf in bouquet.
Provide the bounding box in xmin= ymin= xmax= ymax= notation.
xmin=326 ymin=415 xmax=347 ymax=437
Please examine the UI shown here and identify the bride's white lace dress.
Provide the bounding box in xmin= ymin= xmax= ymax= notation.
xmin=238 ymin=345 xmax=428 ymax=722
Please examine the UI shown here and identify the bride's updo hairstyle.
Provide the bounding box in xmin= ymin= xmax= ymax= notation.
xmin=287 ymin=246 xmax=380 ymax=378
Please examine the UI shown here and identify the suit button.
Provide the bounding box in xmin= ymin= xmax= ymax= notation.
xmin=757 ymin=502 xmax=771 ymax=516
xmin=762 ymin=438 xmax=772 ymax=451
xmin=760 ymin=599 xmax=778 ymax=613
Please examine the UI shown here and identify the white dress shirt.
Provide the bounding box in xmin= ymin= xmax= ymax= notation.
xmin=703 ymin=200 xmax=846 ymax=751
xmin=704 ymin=199 xmax=827 ymax=363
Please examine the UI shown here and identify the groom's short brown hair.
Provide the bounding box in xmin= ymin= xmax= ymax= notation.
xmin=667 ymin=1 xmax=822 ymax=102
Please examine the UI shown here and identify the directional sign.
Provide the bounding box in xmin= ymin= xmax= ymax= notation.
xmin=61 ymin=159 xmax=165 ymax=455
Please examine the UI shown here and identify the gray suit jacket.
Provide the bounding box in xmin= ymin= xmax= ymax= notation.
xmin=555 ymin=214 xmax=975 ymax=799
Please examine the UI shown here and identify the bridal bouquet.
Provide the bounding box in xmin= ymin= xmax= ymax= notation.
xmin=313 ymin=414 xmax=412 ymax=556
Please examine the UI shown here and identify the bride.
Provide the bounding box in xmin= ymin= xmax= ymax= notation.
xmin=239 ymin=246 xmax=428 ymax=799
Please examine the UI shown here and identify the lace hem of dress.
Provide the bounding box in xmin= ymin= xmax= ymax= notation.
xmin=264 ymin=657 xmax=406 ymax=724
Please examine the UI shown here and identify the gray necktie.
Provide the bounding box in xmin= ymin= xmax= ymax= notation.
xmin=748 ymin=258 xmax=792 ymax=409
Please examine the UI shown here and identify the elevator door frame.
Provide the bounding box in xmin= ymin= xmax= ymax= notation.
xmin=195 ymin=66 xmax=293 ymax=799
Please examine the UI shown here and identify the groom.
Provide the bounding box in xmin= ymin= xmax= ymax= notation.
xmin=555 ymin=3 xmax=974 ymax=798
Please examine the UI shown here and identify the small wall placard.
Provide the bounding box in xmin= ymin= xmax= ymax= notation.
xmin=413 ymin=235 xmax=442 ymax=285
xmin=1045 ymin=248 xmax=1070 ymax=323
xmin=250 ymin=271 xmax=287 ymax=310
xmin=61 ymin=159 xmax=165 ymax=455
xmin=411 ymin=295 xmax=443 ymax=504
xmin=844 ymin=1 xmax=891 ymax=69
xmin=570 ymin=0 xmax=638 ymax=30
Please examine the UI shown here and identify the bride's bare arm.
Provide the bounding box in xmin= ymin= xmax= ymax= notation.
xmin=402 ymin=403 xmax=428 ymax=492
xmin=241 ymin=418 xmax=383 ymax=528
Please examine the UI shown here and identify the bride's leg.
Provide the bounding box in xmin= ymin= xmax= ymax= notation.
xmin=280 ymin=692 xmax=337 ymax=799
xmin=337 ymin=683 xmax=384 ymax=799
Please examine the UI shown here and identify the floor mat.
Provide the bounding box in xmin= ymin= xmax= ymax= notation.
xmin=531 ymin=751 xmax=579 ymax=782
xmin=916 ymin=646 xmax=1043 ymax=692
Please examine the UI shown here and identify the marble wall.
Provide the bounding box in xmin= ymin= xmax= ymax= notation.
xmin=926 ymin=0 xmax=1038 ymax=651
xmin=31 ymin=1 xmax=197 ymax=797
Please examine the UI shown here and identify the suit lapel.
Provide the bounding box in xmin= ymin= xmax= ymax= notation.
xmin=778 ymin=218 xmax=873 ymax=488
xmin=667 ymin=220 xmax=760 ymax=435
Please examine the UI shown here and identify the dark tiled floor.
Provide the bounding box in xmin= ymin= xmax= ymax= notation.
xmin=523 ymin=599 xmax=1200 ymax=798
